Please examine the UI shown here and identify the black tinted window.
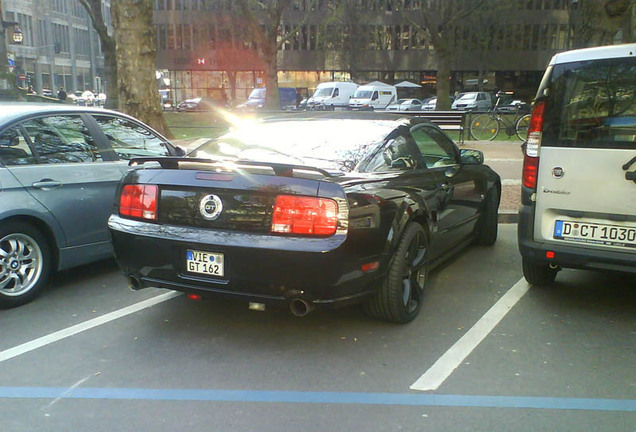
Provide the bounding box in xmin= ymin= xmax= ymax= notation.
xmin=543 ymin=57 xmax=636 ymax=149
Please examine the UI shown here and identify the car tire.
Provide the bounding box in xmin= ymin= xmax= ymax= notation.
xmin=363 ymin=223 xmax=428 ymax=324
xmin=0 ymin=222 xmax=51 ymax=308
xmin=522 ymin=257 xmax=558 ymax=286
xmin=474 ymin=187 xmax=499 ymax=246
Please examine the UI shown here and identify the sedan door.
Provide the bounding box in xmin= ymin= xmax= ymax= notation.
xmin=0 ymin=114 xmax=122 ymax=264
xmin=410 ymin=124 xmax=483 ymax=252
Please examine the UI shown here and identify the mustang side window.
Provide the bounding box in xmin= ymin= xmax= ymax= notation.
xmin=22 ymin=116 xmax=102 ymax=164
xmin=93 ymin=115 xmax=171 ymax=160
xmin=361 ymin=135 xmax=421 ymax=172
xmin=410 ymin=126 xmax=458 ymax=168
xmin=0 ymin=127 xmax=37 ymax=166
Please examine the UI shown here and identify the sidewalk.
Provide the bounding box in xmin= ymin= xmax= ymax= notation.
xmin=465 ymin=140 xmax=524 ymax=223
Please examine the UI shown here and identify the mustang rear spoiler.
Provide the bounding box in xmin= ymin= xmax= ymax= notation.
xmin=128 ymin=157 xmax=342 ymax=178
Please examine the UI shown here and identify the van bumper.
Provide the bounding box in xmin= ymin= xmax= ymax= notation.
xmin=518 ymin=205 xmax=636 ymax=274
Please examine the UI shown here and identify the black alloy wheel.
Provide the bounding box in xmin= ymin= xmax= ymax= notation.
xmin=364 ymin=223 xmax=429 ymax=323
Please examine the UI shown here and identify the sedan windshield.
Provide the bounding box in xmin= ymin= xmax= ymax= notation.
xmin=191 ymin=120 xmax=398 ymax=172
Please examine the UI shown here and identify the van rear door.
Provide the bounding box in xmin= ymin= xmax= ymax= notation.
xmin=534 ymin=54 xmax=636 ymax=252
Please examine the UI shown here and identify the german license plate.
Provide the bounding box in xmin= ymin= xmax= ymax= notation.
xmin=554 ymin=220 xmax=636 ymax=248
xmin=186 ymin=250 xmax=224 ymax=277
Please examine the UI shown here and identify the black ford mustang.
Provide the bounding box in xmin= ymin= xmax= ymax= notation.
xmin=108 ymin=113 xmax=501 ymax=323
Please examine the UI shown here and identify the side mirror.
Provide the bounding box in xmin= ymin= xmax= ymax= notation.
xmin=459 ymin=149 xmax=484 ymax=165
xmin=174 ymin=146 xmax=186 ymax=157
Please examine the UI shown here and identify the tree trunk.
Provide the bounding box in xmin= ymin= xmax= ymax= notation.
xmin=262 ymin=43 xmax=280 ymax=110
xmin=226 ymin=70 xmax=237 ymax=105
xmin=436 ymin=51 xmax=452 ymax=111
xmin=111 ymin=0 xmax=172 ymax=138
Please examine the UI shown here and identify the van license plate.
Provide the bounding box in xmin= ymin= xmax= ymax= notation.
xmin=186 ymin=250 xmax=224 ymax=277
xmin=554 ymin=220 xmax=636 ymax=248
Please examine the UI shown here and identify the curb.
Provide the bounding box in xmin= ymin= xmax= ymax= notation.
xmin=498 ymin=211 xmax=519 ymax=224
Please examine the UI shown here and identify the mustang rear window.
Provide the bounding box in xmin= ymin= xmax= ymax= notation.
xmin=542 ymin=57 xmax=636 ymax=149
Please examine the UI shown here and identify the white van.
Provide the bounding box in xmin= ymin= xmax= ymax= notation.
xmin=307 ymin=82 xmax=358 ymax=110
xmin=518 ymin=43 xmax=636 ymax=285
xmin=349 ymin=82 xmax=397 ymax=111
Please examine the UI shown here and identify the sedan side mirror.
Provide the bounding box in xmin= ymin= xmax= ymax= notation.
xmin=459 ymin=149 xmax=484 ymax=165
xmin=174 ymin=146 xmax=186 ymax=157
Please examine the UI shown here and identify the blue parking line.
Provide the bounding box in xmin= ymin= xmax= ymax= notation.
xmin=0 ymin=387 xmax=634 ymax=412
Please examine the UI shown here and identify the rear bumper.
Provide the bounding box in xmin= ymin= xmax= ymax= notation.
xmin=108 ymin=216 xmax=385 ymax=308
xmin=518 ymin=205 xmax=636 ymax=274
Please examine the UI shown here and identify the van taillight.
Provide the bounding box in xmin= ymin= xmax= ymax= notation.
xmin=271 ymin=195 xmax=338 ymax=236
xmin=522 ymin=100 xmax=546 ymax=190
xmin=119 ymin=184 xmax=158 ymax=221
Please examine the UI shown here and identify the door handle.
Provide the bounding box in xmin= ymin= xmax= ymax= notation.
xmin=626 ymin=172 xmax=636 ymax=181
xmin=32 ymin=180 xmax=62 ymax=190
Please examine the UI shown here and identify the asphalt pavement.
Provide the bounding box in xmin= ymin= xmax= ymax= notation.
xmin=1 ymin=225 xmax=634 ymax=431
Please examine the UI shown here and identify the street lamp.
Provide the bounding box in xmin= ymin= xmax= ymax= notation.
xmin=2 ymin=21 xmax=22 ymax=45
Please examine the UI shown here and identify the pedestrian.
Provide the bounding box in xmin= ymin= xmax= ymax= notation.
xmin=57 ymin=87 xmax=67 ymax=101
xmin=27 ymin=85 xmax=34 ymax=94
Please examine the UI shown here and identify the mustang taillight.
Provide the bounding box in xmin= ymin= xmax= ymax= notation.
xmin=271 ymin=195 xmax=338 ymax=236
xmin=119 ymin=184 xmax=158 ymax=221
xmin=522 ymin=100 xmax=546 ymax=190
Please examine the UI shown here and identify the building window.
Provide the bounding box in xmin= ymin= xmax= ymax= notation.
xmin=183 ymin=24 xmax=191 ymax=50
xmin=168 ymin=25 xmax=175 ymax=49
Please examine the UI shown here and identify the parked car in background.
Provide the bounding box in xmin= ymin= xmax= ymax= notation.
xmin=77 ymin=91 xmax=96 ymax=107
xmin=518 ymin=43 xmax=636 ymax=285
xmin=109 ymin=112 xmax=501 ymax=323
xmin=349 ymin=82 xmax=397 ymax=110
xmin=0 ymin=103 xmax=179 ymax=308
xmin=176 ymin=97 xmax=219 ymax=112
xmin=422 ymin=96 xmax=455 ymax=110
xmin=452 ymin=92 xmax=493 ymax=111
xmin=239 ymin=87 xmax=297 ymax=110
xmin=494 ymin=91 xmax=530 ymax=114
xmin=307 ymin=82 xmax=358 ymax=110
xmin=96 ymin=93 xmax=107 ymax=107
xmin=386 ymin=98 xmax=423 ymax=111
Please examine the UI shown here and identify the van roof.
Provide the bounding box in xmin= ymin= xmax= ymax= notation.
xmin=549 ymin=43 xmax=635 ymax=65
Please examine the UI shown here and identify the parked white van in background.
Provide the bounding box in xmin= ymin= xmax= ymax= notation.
xmin=349 ymin=82 xmax=397 ymax=110
xmin=307 ymin=82 xmax=358 ymax=110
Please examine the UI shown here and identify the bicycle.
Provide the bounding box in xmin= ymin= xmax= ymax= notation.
xmin=469 ymin=93 xmax=531 ymax=141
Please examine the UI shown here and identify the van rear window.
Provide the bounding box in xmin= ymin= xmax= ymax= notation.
xmin=542 ymin=57 xmax=636 ymax=149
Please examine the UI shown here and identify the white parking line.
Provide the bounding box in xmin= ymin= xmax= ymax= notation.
xmin=410 ymin=278 xmax=530 ymax=391
xmin=0 ymin=291 xmax=181 ymax=363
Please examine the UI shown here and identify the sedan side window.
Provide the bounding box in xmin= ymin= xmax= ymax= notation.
xmin=410 ymin=126 xmax=458 ymax=169
xmin=93 ymin=115 xmax=171 ymax=160
xmin=22 ymin=116 xmax=102 ymax=164
xmin=0 ymin=127 xmax=37 ymax=166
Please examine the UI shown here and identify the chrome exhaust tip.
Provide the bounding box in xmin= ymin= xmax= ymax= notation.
xmin=289 ymin=298 xmax=313 ymax=317
xmin=127 ymin=275 xmax=142 ymax=291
